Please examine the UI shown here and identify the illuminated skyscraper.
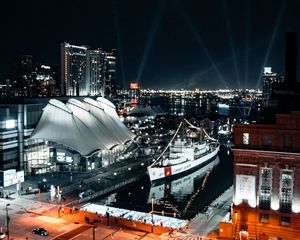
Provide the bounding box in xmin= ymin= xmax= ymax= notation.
xmin=262 ymin=67 xmax=282 ymax=106
xmin=11 ymin=55 xmax=34 ymax=96
xmin=61 ymin=43 xmax=88 ymax=96
xmin=104 ymin=49 xmax=117 ymax=98
xmin=61 ymin=43 xmax=116 ymax=97
xmin=86 ymin=49 xmax=106 ymax=96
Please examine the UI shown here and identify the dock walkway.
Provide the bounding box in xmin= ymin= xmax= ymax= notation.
xmin=187 ymin=185 xmax=233 ymax=236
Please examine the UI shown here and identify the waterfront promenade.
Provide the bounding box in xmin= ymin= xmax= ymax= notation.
xmin=0 ymin=195 xmax=208 ymax=240
xmin=0 ymin=156 xmax=231 ymax=239
xmin=187 ymin=186 xmax=233 ymax=236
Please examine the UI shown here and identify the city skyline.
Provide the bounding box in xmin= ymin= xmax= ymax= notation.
xmin=1 ymin=0 xmax=299 ymax=90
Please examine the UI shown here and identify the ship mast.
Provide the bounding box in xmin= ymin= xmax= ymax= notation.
xmin=150 ymin=120 xmax=183 ymax=167
xmin=183 ymin=118 xmax=217 ymax=142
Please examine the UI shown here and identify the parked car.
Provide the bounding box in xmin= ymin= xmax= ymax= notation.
xmin=0 ymin=232 xmax=6 ymax=239
xmin=32 ymin=227 xmax=48 ymax=236
xmin=79 ymin=189 xmax=95 ymax=198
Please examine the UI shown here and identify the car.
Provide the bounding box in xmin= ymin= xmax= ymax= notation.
xmin=0 ymin=232 xmax=6 ymax=239
xmin=32 ymin=227 xmax=49 ymax=236
xmin=79 ymin=189 xmax=95 ymax=198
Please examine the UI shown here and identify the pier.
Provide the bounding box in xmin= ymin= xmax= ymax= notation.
xmin=187 ymin=185 xmax=233 ymax=236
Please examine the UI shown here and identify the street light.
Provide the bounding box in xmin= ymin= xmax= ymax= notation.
xmin=234 ymin=211 xmax=238 ymax=240
xmin=57 ymin=186 xmax=62 ymax=218
xmin=92 ymin=226 xmax=97 ymax=240
xmin=6 ymin=203 xmax=10 ymax=240
xmin=151 ymin=197 xmax=155 ymax=233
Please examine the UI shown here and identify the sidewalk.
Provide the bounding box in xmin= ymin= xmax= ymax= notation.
xmin=0 ymin=155 xmax=222 ymax=239
xmin=33 ymin=205 xmax=196 ymax=240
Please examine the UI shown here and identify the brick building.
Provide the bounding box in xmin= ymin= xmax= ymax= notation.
xmin=232 ymin=111 xmax=300 ymax=240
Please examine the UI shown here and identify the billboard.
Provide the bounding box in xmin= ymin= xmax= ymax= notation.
xmin=0 ymin=169 xmax=25 ymax=187
xmin=56 ymin=149 xmax=73 ymax=164
xmin=235 ymin=174 xmax=256 ymax=206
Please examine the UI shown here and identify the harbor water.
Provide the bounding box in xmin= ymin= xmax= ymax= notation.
xmin=92 ymin=145 xmax=233 ymax=220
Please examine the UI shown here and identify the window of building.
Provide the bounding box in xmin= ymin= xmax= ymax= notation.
xmin=243 ymin=133 xmax=249 ymax=145
xmin=262 ymin=135 xmax=272 ymax=147
xmin=283 ymin=135 xmax=292 ymax=149
xmin=281 ymin=216 xmax=291 ymax=226
xmin=259 ymin=168 xmax=272 ymax=210
xmin=280 ymin=170 xmax=293 ymax=213
xmin=260 ymin=213 xmax=269 ymax=223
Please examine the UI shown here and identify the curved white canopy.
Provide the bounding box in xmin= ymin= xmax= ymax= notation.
xmin=31 ymin=98 xmax=135 ymax=156
xmin=96 ymin=97 xmax=135 ymax=140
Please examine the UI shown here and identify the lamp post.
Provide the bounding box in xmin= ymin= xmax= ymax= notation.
xmin=57 ymin=186 xmax=62 ymax=218
xmin=92 ymin=226 xmax=97 ymax=240
xmin=234 ymin=211 xmax=238 ymax=240
xmin=6 ymin=204 xmax=10 ymax=240
xmin=151 ymin=197 xmax=155 ymax=233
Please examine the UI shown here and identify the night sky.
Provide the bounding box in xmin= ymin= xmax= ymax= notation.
xmin=0 ymin=0 xmax=299 ymax=89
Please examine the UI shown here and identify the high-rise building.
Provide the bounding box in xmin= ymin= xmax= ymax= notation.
xmin=262 ymin=67 xmax=282 ymax=106
xmin=129 ymin=82 xmax=140 ymax=107
xmin=17 ymin=55 xmax=33 ymax=79
xmin=32 ymin=64 xmax=59 ymax=96
xmin=11 ymin=55 xmax=34 ymax=97
xmin=104 ymin=49 xmax=117 ymax=98
xmin=262 ymin=33 xmax=300 ymax=122
xmin=61 ymin=43 xmax=117 ymax=98
xmin=61 ymin=43 xmax=88 ymax=96
xmin=285 ymin=32 xmax=298 ymax=84
xmin=86 ymin=49 xmax=106 ymax=96
xmin=232 ymin=112 xmax=300 ymax=240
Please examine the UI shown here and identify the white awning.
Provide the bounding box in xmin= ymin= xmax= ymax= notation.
xmin=30 ymin=98 xmax=135 ymax=156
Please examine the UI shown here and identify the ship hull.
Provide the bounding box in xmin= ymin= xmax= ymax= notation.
xmin=148 ymin=144 xmax=220 ymax=181
xmin=148 ymin=156 xmax=220 ymax=202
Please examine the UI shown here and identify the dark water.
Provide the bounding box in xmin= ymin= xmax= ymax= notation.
xmin=92 ymin=145 xmax=233 ymax=220
xmin=141 ymin=95 xmax=261 ymax=122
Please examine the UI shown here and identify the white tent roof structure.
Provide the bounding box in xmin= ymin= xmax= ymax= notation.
xmin=31 ymin=98 xmax=135 ymax=156
xmin=97 ymin=97 xmax=135 ymax=140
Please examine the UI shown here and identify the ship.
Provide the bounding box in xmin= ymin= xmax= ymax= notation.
xmin=147 ymin=119 xmax=220 ymax=181
xmin=148 ymin=156 xmax=220 ymax=202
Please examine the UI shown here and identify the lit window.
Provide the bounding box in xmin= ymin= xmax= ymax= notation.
xmin=280 ymin=170 xmax=293 ymax=213
xmin=5 ymin=119 xmax=15 ymax=129
xmin=259 ymin=168 xmax=272 ymax=210
xmin=243 ymin=133 xmax=249 ymax=145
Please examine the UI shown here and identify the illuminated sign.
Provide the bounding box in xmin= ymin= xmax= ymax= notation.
xmin=129 ymin=82 xmax=139 ymax=90
xmin=41 ymin=65 xmax=51 ymax=69
xmin=130 ymin=99 xmax=138 ymax=107
xmin=0 ymin=169 xmax=24 ymax=187
xmin=264 ymin=67 xmax=272 ymax=74
xmin=56 ymin=150 xmax=73 ymax=163
xmin=235 ymin=174 xmax=256 ymax=207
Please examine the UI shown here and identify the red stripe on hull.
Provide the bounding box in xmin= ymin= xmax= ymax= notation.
xmin=164 ymin=167 xmax=172 ymax=177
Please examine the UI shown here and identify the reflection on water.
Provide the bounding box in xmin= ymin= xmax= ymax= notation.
xmin=148 ymin=157 xmax=220 ymax=218
xmin=150 ymin=157 xmax=219 ymax=201
xmin=93 ymin=146 xmax=233 ymax=220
